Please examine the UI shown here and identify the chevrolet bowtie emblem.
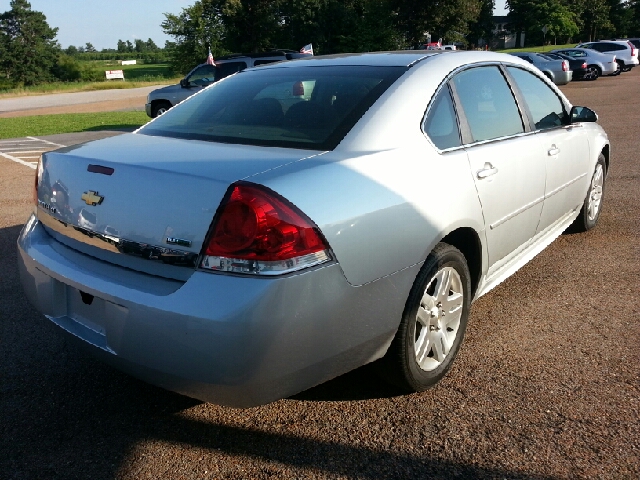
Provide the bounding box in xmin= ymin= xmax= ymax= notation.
xmin=81 ymin=190 xmax=104 ymax=206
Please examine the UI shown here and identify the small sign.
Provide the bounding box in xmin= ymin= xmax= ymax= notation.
xmin=121 ymin=60 xmax=136 ymax=65
xmin=105 ymin=70 xmax=125 ymax=80
xmin=541 ymin=26 xmax=548 ymax=34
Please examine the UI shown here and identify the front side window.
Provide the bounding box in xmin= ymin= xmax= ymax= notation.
xmin=140 ymin=65 xmax=406 ymax=150
xmin=423 ymin=86 xmax=461 ymax=150
xmin=507 ymin=67 xmax=567 ymax=130
xmin=452 ymin=66 xmax=524 ymax=143
xmin=188 ymin=65 xmax=217 ymax=86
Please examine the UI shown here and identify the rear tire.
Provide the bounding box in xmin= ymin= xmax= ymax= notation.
xmin=377 ymin=243 xmax=471 ymax=392
xmin=571 ymin=153 xmax=606 ymax=232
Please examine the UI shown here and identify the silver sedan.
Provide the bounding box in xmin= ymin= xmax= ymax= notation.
xmin=18 ymin=51 xmax=609 ymax=407
xmin=509 ymin=52 xmax=573 ymax=84
xmin=551 ymin=47 xmax=619 ymax=79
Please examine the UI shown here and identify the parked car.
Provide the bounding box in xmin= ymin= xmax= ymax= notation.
xmin=509 ymin=52 xmax=572 ymax=84
xmin=145 ymin=50 xmax=312 ymax=118
xmin=550 ymin=47 xmax=618 ymax=79
xmin=576 ymin=40 xmax=639 ymax=72
xmin=19 ymin=51 xmax=609 ymax=408
xmin=542 ymin=52 xmax=589 ymax=80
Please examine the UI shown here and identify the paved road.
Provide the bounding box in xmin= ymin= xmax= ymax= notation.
xmin=0 ymin=85 xmax=164 ymax=113
xmin=1 ymin=71 xmax=638 ymax=479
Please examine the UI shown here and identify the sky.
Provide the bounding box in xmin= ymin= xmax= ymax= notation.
xmin=1 ymin=0 xmax=509 ymax=50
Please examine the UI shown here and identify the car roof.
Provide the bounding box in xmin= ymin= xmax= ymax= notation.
xmin=253 ymin=51 xmax=441 ymax=68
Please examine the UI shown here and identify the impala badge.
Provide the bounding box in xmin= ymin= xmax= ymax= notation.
xmin=81 ymin=191 xmax=104 ymax=206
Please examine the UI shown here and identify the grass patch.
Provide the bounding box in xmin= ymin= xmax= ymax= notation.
xmin=0 ymin=111 xmax=150 ymax=139
xmin=498 ymin=43 xmax=576 ymax=53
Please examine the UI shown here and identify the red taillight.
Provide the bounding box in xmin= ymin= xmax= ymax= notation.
xmin=562 ymin=60 xmax=569 ymax=72
xmin=581 ymin=62 xmax=587 ymax=69
xmin=627 ymin=41 xmax=636 ymax=57
xmin=201 ymin=183 xmax=331 ymax=275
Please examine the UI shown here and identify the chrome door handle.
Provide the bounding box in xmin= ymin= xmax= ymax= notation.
xmin=477 ymin=163 xmax=498 ymax=179
xmin=548 ymin=145 xmax=560 ymax=156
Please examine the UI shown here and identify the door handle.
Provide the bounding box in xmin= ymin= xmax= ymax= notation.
xmin=476 ymin=163 xmax=498 ymax=179
xmin=548 ymin=145 xmax=560 ymax=156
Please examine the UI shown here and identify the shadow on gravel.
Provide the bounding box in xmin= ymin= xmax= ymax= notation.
xmin=2 ymin=222 xmax=551 ymax=480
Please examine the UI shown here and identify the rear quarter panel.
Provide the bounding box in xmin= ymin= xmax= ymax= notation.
xmin=254 ymin=56 xmax=488 ymax=286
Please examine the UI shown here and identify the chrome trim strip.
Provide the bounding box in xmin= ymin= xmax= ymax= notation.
xmin=489 ymin=195 xmax=545 ymax=230
xmin=544 ymin=173 xmax=587 ymax=200
xmin=38 ymin=208 xmax=198 ymax=268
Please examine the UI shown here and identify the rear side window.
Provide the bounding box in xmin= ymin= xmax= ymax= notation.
xmin=214 ymin=62 xmax=247 ymax=81
xmin=452 ymin=66 xmax=524 ymax=143
xmin=140 ymin=65 xmax=406 ymax=150
xmin=424 ymin=87 xmax=461 ymax=150
xmin=507 ymin=67 xmax=567 ymax=130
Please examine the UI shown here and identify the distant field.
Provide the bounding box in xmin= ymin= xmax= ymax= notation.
xmin=0 ymin=111 xmax=150 ymax=139
xmin=0 ymin=63 xmax=180 ymax=98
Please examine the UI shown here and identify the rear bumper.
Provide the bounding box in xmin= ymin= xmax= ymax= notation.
xmin=554 ymin=71 xmax=573 ymax=85
xmin=17 ymin=215 xmax=417 ymax=407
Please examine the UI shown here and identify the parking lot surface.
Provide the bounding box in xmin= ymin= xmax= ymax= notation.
xmin=1 ymin=70 xmax=638 ymax=479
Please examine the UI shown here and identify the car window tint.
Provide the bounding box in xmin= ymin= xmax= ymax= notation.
xmin=424 ymin=86 xmax=461 ymax=150
xmin=214 ymin=62 xmax=247 ymax=81
xmin=452 ymin=66 xmax=524 ymax=143
xmin=507 ymin=67 xmax=566 ymax=130
xmin=140 ymin=65 xmax=406 ymax=150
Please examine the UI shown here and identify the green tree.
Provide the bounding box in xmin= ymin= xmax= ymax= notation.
xmin=162 ymin=0 xmax=226 ymax=73
xmin=145 ymin=38 xmax=158 ymax=51
xmin=84 ymin=42 xmax=96 ymax=52
xmin=507 ymin=0 xmax=578 ymax=46
xmin=468 ymin=0 xmax=495 ymax=47
xmin=393 ymin=0 xmax=481 ymax=47
xmin=65 ymin=44 xmax=78 ymax=55
xmin=134 ymin=38 xmax=146 ymax=53
xmin=0 ymin=0 xmax=60 ymax=85
xmin=117 ymin=39 xmax=127 ymax=53
xmin=222 ymin=0 xmax=283 ymax=52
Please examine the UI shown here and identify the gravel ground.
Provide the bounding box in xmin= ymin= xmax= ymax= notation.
xmin=0 ymin=69 xmax=638 ymax=480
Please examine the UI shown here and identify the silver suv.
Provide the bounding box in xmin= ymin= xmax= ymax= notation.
xmin=576 ymin=40 xmax=639 ymax=72
xmin=145 ymin=50 xmax=312 ymax=118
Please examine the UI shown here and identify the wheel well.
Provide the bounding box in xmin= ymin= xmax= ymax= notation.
xmin=441 ymin=228 xmax=482 ymax=297
xmin=601 ymin=144 xmax=610 ymax=173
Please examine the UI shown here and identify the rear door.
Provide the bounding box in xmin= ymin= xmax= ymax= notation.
xmin=452 ymin=65 xmax=546 ymax=273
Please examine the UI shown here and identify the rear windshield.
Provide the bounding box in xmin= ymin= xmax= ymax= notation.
xmin=140 ymin=65 xmax=406 ymax=150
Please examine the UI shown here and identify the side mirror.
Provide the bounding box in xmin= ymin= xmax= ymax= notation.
xmin=570 ymin=106 xmax=598 ymax=123
xmin=179 ymin=78 xmax=190 ymax=88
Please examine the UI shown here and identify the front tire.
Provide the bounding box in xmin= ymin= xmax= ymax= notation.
xmin=571 ymin=153 xmax=606 ymax=232
xmin=378 ymin=243 xmax=471 ymax=392
xmin=151 ymin=101 xmax=172 ymax=118
xmin=584 ymin=65 xmax=600 ymax=81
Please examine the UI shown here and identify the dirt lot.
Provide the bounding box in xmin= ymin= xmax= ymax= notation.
xmin=0 ymin=70 xmax=638 ymax=479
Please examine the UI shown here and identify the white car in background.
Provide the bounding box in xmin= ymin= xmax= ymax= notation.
xmin=577 ymin=40 xmax=639 ymax=72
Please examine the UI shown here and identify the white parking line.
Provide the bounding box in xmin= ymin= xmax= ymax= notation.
xmin=0 ymin=152 xmax=37 ymax=169
xmin=28 ymin=136 xmax=66 ymax=147
xmin=0 ymin=137 xmax=66 ymax=169
xmin=4 ymin=150 xmax=48 ymax=154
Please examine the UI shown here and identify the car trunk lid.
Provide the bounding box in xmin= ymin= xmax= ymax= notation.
xmin=36 ymin=133 xmax=322 ymax=280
